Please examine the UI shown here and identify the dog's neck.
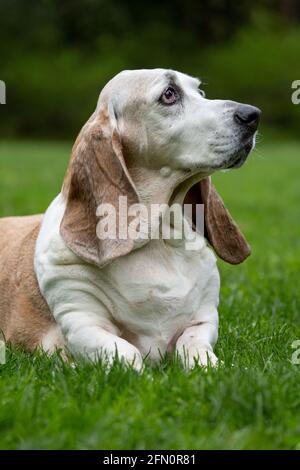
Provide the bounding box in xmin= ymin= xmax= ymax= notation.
xmin=127 ymin=165 xmax=207 ymax=247
xmin=128 ymin=165 xmax=206 ymax=208
xmin=128 ymin=166 xmax=185 ymax=206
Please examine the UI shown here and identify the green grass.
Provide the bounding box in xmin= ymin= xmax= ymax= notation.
xmin=0 ymin=134 xmax=300 ymax=450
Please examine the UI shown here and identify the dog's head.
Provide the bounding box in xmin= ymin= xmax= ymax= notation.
xmin=61 ymin=69 xmax=260 ymax=267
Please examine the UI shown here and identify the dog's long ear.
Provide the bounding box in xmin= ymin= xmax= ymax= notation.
xmin=60 ymin=107 xmax=140 ymax=268
xmin=185 ymin=177 xmax=251 ymax=264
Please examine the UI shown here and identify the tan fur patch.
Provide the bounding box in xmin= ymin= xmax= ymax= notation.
xmin=0 ymin=216 xmax=58 ymax=350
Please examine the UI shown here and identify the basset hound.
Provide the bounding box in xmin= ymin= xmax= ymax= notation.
xmin=0 ymin=69 xmax=260 ymax=370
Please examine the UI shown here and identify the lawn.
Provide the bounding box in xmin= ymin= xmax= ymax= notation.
xmin=0 ymin=134 xmax=300 ymax=450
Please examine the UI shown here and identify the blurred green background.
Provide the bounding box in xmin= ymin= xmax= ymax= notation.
xmin=0 ymin=0 xmax=300 ymax=139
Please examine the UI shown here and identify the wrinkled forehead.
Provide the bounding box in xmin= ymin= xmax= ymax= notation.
xmin=97 ymin=69 xmax=201 ymax=107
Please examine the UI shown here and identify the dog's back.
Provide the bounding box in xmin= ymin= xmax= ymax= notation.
xmin=0 ymin=215 xmax=56 ymax=350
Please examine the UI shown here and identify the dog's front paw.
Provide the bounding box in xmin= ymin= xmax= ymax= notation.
xmin=105 ymin=338 xmax=143 ymax=372
xmin=177 ymin=344 xmax=218 ymax=370
xmin=114 ymin=343 xmax=144 ymax=372
xmin=80 ymin=337 xmax=144 ymax=372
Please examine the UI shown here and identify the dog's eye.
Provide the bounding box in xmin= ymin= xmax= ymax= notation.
xmin=160 ymin=86 xmax=180 ymax=105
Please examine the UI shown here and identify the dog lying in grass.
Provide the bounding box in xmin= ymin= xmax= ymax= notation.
xmin=0 ymin=69 xmax=260 ymax=370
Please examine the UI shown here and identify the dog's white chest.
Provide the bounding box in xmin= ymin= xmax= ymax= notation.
xmin=102 ymin=236 xmax=219 ymax=357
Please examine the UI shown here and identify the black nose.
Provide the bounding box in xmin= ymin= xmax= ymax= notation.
xmin=234 ymin=104 xmax=261 ymax=131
